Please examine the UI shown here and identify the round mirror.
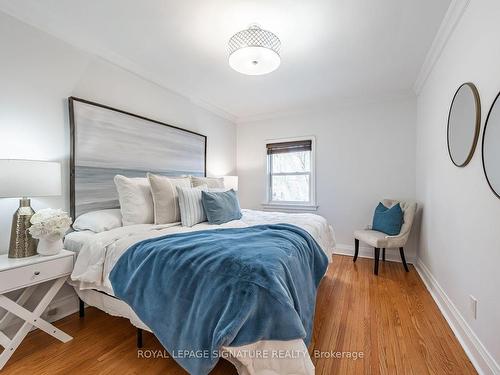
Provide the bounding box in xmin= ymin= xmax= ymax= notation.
xmin=447 ymin=83 xmax=481 ymax=167
xmin=482 ymin=91 xmax=500 ymax=199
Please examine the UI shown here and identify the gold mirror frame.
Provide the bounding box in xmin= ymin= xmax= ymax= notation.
xmin=446 ymin=82 xmax=481 ymax=167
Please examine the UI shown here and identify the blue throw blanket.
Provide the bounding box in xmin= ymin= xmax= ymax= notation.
xmin=109 ymin=224 xmax=329 ymax=374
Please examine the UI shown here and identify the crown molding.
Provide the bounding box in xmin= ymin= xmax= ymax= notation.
xmin=0 ymin=7 xmax=238 ymax=124
xmin=413 ymin=0 xmax=470 ymax=95
xmin=189 ymin=97 xmax=238 ymax=123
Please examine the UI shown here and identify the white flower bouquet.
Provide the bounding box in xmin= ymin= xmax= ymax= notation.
xmin=29 ymin=208 xmax=72 ymax=255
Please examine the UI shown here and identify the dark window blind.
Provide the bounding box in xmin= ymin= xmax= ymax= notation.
xmin=266 ymin=140 xmax=312 ymax=155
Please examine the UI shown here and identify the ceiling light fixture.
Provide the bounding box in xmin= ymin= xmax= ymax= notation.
xmin=228 ymin=24 xmax=281 ymax=76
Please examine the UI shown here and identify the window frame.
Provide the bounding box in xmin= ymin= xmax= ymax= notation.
xmin=264 ymin=136 xmax=317 ymax=211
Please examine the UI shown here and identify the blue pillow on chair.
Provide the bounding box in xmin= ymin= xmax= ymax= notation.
xmin=201 ymin=189 xmax=242 ymax=225
xmin=372 ymin=202 xmax=403 ymax=235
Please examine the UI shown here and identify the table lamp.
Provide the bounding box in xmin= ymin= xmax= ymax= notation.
xmin=0 ymin=160 xmax=62 ymax=258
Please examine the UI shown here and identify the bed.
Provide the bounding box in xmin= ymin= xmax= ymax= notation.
xmin=66 ymin=97 xmax=336 ymax=375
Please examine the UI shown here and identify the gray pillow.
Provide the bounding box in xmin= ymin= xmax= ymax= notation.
xmin=201 ymin=189 xmax=242 ymax=225
xmin=147 ymin=173 xmax=191 ymax=224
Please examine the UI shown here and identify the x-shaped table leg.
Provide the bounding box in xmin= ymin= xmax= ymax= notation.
xmin=0 ymin=276 xmax=73 ymax=370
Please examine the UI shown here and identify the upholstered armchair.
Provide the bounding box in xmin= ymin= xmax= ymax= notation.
xmin=353 ymin=199 xmax=417 ymax=275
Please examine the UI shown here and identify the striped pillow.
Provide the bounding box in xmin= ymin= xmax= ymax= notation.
xmin=176 ymin=185 xmax=208 ymax=227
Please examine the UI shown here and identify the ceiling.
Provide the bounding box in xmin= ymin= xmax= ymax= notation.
xmin=0 ymin=0 xmax=451 ymax=121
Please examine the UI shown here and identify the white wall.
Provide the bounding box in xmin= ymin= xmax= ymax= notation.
xmin=0 ymin=12 xmax=237 ymax=253
xmin=416 ymin=0 xmax=500 ymax=372
xmin=5 ymin=3 xmax=499 ymax=370
xmin=237 ymin=94 xmax=418 ymax=260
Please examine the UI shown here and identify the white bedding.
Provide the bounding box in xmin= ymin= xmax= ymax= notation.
xmin=67 ymin=209 xmax=336 ymax=375
xmin=69 ymin=209 xmax=335 ymax=295
xmin=64 ymin=230 xmax=97 ymax=253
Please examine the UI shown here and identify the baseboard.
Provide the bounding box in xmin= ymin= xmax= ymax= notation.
xmin=415 ymin=259 xmax=500 ymax=375
xmin=334 ymin=243 xmax=415 ymax=264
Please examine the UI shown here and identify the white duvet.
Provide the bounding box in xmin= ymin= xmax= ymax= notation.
xmin=70 ymin=209 xmax=335 ymax=295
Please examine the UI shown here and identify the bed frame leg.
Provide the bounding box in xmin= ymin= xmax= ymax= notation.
xmin=137 ymin=328 xmax=143 ymax=348
xmin=79 ymin=298 xmax=85 ymax=318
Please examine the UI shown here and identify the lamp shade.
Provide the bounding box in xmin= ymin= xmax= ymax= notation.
xmin=223 ymin=176 xmax=239 ymax=191
xmin=0 ymin=160 xmax=62 ymax=197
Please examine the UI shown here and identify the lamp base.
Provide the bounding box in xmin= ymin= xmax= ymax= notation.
xmin=8 ymin=198 xmax=37 ymax=258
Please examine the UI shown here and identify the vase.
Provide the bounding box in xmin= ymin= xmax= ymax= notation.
xmin=37 ymin=237 xmax=63 ymax=256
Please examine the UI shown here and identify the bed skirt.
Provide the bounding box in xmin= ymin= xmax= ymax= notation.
xmin=74 ymin=287 xmax=315 ymax=375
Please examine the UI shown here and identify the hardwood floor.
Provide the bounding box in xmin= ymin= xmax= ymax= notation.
xmin=1 ymin=255 xmax=476 ymax=374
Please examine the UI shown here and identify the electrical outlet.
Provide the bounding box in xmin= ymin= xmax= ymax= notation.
xmin=469 ymin=295 xmax=478 ymax=320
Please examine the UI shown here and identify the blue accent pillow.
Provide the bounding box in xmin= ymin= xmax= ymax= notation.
xmin=201 ymin=189 xmax=242 ymax=225
xmin=372 ymin=202 xmax=403 ymax=235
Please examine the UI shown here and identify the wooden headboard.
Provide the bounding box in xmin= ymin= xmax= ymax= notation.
xmin=69 ymin=97 xmax=206 ymax=218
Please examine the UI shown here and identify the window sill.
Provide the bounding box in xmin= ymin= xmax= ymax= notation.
xmin=261 ymin=203 xmax=319 ymax=212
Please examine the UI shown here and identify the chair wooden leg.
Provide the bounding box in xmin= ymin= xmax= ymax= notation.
xmin=374 ymin=248 xmax=380 ymax=275
xmin=353 ymin=239 xmax=359 ymax=262
xmin=399 ymin=247 xmax=409 ymax=272
xmin=382 ymin=248 xmax=386 ymax=261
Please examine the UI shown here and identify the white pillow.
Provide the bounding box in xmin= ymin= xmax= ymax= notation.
xmin=114 ymin=175 xmax=154 ymax=226
xmin=176 ymin=185 xmax=208 ymax=227
xmin=147 ymin=173 xmax=191 ymax=224
xmin=73 ymin=209 xmax=122 ymax=233
xmin=190 ymin=176 xmax=224 ymax=189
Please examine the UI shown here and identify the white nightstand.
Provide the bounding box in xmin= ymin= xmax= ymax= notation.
xmin=0 ymin=250 xmax=74 ymax=370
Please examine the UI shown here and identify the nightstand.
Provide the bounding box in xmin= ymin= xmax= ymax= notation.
xmin=0 ymin=250 xmax=75 ymax=370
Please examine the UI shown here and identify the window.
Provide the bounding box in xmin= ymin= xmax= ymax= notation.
xmin=265 ymin=138 xmax=316 ymax=209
